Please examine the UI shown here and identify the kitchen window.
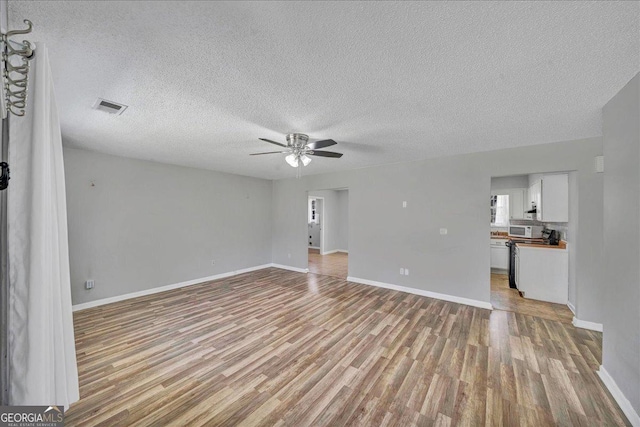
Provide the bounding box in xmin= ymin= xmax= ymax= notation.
xmin=491 ymin=194 xmax=509 ymax=227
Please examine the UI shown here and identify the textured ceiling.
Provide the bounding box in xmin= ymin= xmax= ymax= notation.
xmin=9 ymin=1 xmax=640 ymax=179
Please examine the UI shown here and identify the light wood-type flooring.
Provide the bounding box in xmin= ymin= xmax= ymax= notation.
xmin=490 ymin=273 xmax=574 ymax=324
xmin=67 ymin=268 xmax=630 ymax=426
xmin=308 ymin=248 xmax=348 ymax=279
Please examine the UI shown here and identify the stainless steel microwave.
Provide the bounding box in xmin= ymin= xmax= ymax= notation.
xmin=508 ymin=225 xmax=544 ymax=238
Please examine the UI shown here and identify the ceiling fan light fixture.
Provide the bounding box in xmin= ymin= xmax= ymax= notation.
xmin=285 ymin=153 xmax=299 ymax=167
xmin=252 ymin=133 xmax=341 ymax=172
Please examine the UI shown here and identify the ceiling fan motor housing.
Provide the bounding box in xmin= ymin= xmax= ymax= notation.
xmin=251 ymin=134 xmax=341 ymax=163
xmin=286 ymin=133 xmax=309 ymax=148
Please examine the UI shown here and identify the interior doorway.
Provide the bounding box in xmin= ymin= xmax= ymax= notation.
xmin=489 ymin=173 xmax=575 ymax=323
xmin=307 ymin=189 xmax=349 ymax=278
xmin=308 ymin=196 xmax=324 ymax=254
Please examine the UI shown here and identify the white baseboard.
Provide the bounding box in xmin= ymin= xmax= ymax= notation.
xmin=74 ymin=266 xmax=493 ymax=314
xmin=321 ymin=249 xmax=349 ymax=255
xmin=572 ymin=316 xmax=603 ymax=332
xmin=308 ymin=246 xmax=320 ymax=250
xmin=346 ymin=276 xmax=493 ymax=310
xmin=72 ymin=264 xmax=272 ymax=312
xmin=235 ymin=264 xmax=274 ymax=275
xmin=270 ymin=263 xmax=309 ymax=274
xmin=567 ymin=302 xmax=604 ymax=334
xmin=598 ymin=366 xmax=640 ymax=426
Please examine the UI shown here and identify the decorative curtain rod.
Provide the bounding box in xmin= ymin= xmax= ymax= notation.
xmin=1 ymin=19 xmax=34 ymax=118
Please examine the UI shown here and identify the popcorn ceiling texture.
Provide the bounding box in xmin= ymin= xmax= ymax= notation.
xmin=9 ymin=1 xmax=639 ymax=180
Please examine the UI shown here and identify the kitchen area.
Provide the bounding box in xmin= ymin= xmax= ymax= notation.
xmin=490 ymin=172 xmax=575 ymax=321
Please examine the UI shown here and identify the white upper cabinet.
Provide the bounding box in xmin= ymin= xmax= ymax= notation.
xmin=529 ymin=180 xmax=542 ymax=213
xmin=508 ymin=189 xmax=525 ymax=220
xmin=539 ymin=173 xmax=569 ymax=222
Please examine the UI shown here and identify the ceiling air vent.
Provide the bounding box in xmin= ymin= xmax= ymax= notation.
xmin=92 ymin=98 xmax=128 ymax=116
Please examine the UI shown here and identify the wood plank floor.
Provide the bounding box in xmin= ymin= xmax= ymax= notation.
xmin=67 ymin=268 xmax=630 ymax=426
xmin=490 ymin=273 xmax=574 ymax=324
xmin=308 ymin=249 xmax=348 ymax=279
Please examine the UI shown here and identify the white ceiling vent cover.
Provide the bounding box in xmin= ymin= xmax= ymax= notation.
xmin=92 ymin=98 xmax=128 ymax=116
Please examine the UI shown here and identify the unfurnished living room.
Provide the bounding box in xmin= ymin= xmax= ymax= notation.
xmin=0 ymin=1 xmax=638 ymax=426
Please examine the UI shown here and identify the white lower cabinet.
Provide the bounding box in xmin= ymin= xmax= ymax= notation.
xmin=490 ymin=239 xmax=509 ymax=269
xmin=516 ymin=245 xmax=568 ymax=304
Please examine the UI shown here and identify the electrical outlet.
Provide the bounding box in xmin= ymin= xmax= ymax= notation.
xmin=405 ymin=268 xmax=409 ymax=276
xmin=440 ymin=228 xmax=448 ymax=235
xmin=402 ymin=201 xmax=407 ymax=208
xmin=85 ymin=280 xmax=95 ymax=290
xmin=400 ymin=268 xmax=405 ymax=275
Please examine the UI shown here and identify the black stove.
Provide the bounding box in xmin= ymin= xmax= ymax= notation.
xmin=505 ymin=240 xmax=518 ymax=289
xmin=505 ymin=238 xmax=536 ymax=289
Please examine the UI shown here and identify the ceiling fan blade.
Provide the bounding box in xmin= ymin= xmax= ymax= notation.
xmin=250 ymin=151 xmax=287 ymax=156
xmin=259 ymin=138 xmax=288 ymax=148
xmin=306 ymin=139 xmax=337 ymax=150
xmin=309 ymin=150 xmax=343 ymax=158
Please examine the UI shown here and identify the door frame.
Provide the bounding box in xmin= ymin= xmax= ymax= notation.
xmin=308 ymin=195 xmax=325 ymax=255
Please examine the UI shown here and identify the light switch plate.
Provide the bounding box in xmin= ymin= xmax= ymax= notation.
xmin=440 ymin=228 xmax=448 ymax=235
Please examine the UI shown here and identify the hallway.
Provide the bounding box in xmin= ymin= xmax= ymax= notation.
xmin=308 ymin=248 xmax=348 ymax=279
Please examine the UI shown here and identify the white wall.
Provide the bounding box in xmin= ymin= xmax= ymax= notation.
xmin=567 ymin=171 xmax=578 ymax=310
xmin=272 ymin=137 xmax=603 ymax=319
xmin=335 ymin=190 xmax=349 ymax=251
xmin=490 ymin=175 xmax=529 ymax=191
xmin=528 ymin=173 xmax=544 ymax=187
xmin=602 ymin=73 xmax=640 ymax=419
xmin=64 ymin=147 xmax=273 ymax=305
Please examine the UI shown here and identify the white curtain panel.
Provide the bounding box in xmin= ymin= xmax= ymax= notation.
xmin=7 ymin=43 xmax=79 ymax=407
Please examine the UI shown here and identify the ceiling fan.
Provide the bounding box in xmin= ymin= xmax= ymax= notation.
xmin=250 ymin=133 xmax=343 ymax=168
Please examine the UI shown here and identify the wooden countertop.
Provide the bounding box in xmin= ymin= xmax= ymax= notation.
xmin=516 ymin=240 xmax=567 ymax=250
xmin=490 ymin=232 xmax=509 ymax=240
xmin=490 ymin=232 xmax=567 ymax=249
